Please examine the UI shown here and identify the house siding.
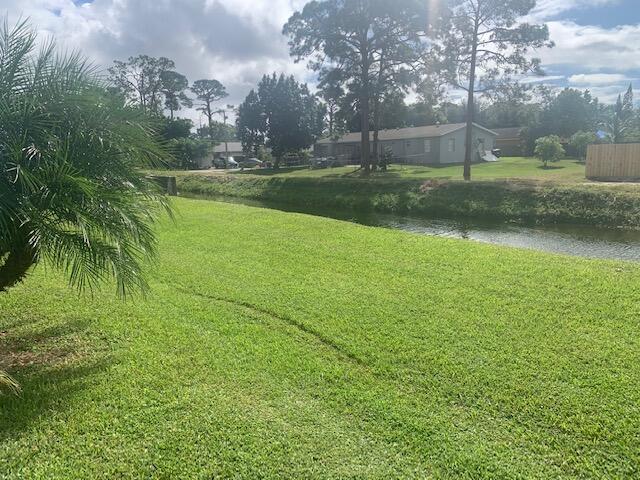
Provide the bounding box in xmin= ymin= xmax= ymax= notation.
xmin=314 ymin=124 xmax=496 ymax=165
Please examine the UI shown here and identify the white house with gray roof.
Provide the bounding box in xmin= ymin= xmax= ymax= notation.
xmin=315 ymin=123 xmax=498 ymax=165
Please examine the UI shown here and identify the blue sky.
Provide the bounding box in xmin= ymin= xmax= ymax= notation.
xmin=552 ymin=0 xmax=640 ymax=28
xmin=1 ymin=0 xmax=639 ymax=123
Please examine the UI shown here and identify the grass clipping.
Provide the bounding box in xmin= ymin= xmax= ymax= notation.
xmin=0 ymin=369 xmax=20 ymax=395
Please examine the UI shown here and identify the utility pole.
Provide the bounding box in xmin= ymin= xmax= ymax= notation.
xmin=216 ymin=104 xmax=235 ymax=168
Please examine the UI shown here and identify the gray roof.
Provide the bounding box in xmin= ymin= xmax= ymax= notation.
xmin=492 ymin=127 xmax=523 ymax=140
xmin=316 ymin=123 xmax=497 ymax=145
xmin=213 ymin=142 xmax=243 ymax=153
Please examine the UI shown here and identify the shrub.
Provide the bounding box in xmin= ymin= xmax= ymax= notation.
xmin=534 ymin=135 xmax=565 ymax=168
xmin=569 ymin=131 xmax=597 ymax=162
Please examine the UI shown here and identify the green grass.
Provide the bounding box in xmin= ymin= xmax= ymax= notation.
xmin=179 ymin=174 xmax=640 ymax=227
xmin=2 ymin=198 xmax=640 ymax=478
xmin=230 ymin=157 xmax=588 ymax=182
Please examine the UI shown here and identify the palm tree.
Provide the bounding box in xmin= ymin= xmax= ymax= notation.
xmin=0 ymin=18 xmax=171 ymax=296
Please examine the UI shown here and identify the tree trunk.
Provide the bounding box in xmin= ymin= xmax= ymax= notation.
xmin=360 ymin=93 xmax=370 ymax=174
xmin=0 ymin=236 xmax=37 ymax=293
xmin=372 ymin=96 xmax=381 ymax=170
xmin=464 ymin=23 xmax=479 ymax=182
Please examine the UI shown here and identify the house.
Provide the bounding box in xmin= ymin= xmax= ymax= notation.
xmin=492 ymin=127 xmax=524 ymax=157
xmin=195 ymin=141 xmax=245 ymax=169
xmin=314 ymin=123 xmax=498 ymax=165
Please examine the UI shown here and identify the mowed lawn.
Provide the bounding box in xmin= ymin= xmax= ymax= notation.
xmin=233 ymin=157 xmax=587 ymax=183
xmin=1 ymin=198 xmax=639 ymax=478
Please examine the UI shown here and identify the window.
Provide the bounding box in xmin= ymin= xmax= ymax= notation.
xmin=448 ymin=138 xmax=456 ymax=152
xmin=424 ymin=139 xmax=431 ymax=153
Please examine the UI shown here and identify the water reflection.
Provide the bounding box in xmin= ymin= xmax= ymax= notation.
xmin=184 ymin=194 xmax=640 ymax=262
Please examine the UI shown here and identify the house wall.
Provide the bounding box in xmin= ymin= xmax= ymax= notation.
xmin=315 ymin=126 xmax=495 ymax=165
xmin=439 ymin=127 xmax=496 ymax=164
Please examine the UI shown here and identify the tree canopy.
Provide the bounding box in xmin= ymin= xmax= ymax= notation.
xmin=431 ymin=0 xmax=553 ymax=180
xmin=237 ymin=73 xmax=324 ymax=164
xmin=191 ymin=79 xmax=228 ymax=134
xmin=284 ymin=0 xmax=428 ymax=172
xmin=1 ymin=20 xmax=171 ymax=295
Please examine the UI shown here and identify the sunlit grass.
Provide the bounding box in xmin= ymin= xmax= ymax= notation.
xmin=1 ymin=198 xmax=639 ymax=478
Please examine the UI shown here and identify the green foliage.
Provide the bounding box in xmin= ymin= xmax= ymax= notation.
xmin=602 ymin=84 xmax=637 ymax=143
xmin=534 ymin=135 xmax=565 ymax=167
xmin=0 ymin=19 xmax=171 ymax=295
xmin=379 ymin=147 xmax=394 ymax=171
xmin=197 ymin=121 xmax=237 ymax=146
xmin=160 ymin=70 xmax=192 ymax=118
xmin=179 ymin=169 xmax=640 ymax=227
xmin=256 ymin=146 xmax=273 ymax=164
xmin=238 ymin=74 xmax=323 ymax=165
xmin=430 ymin=0 xmax=553 ymax=180
xmin=108 ymin=54 xmax=176 ymax=115
xmin=283 ymin=0 xmax=429 ymax=170
xmin=161 ymin=117 xmax=194 ymax=140
xmin=191 ymin=79 xmax=228 ymax=129
xmin=237 ymin=89 xmax=266 ymax=155
xmin=167 ymin=138 xmax=211 ymax=170
xmin=569 ymin=131 xmax=597 ymax=162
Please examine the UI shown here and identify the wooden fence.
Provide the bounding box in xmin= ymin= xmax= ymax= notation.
xmin=586 ymin=143 xmax=640 ymax=181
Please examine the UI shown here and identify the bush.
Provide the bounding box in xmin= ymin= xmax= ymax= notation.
xmin=569 ymin=131 xmax=597 ymax=162
xmin=167 ymin=138 xmax=211 ymax=170
xmin=534 ymin=135 xmax=565 ymax=168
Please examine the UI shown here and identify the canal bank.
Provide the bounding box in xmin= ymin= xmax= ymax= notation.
xmin=177 ymin=175 xmax=640 ymax=228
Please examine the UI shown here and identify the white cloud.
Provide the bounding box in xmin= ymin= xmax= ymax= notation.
xmin=528 ymin=0 xmax=621 ymax=21
xmin=0 ymin=0 xmax=310 ymax=124
xmin=568 ymin=73 xmax=633 ymax=85
xmin=540 ymin=21 xmax=640 ymax=72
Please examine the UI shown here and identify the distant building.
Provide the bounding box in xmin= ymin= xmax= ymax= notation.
xmin=195 ymin=142 xmax=245 ymax=169
xmin=314 ymin=123 xmax=498 ymax=165
xmin=492 ymin=127 xmax=524 ymax=157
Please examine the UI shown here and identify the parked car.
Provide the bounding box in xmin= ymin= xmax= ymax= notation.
xmin=213 ymin=156 xmax=238 ymax=169
xmin=238 ymin=157 xmax=264 ymax=169
xmin=310 ymin=157 xmax=339 ymax=169
xmin=491 ymin=148 xmax=502 ymax=158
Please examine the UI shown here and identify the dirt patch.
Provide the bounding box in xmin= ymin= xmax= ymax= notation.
xmin=0 ymin=348 xmax=82 ymax=369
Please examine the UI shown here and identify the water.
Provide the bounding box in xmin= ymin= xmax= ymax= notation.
xmin=183 ymin=194 xmax=640 ymax=262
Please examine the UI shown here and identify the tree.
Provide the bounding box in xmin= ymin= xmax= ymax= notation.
xmin=431 ymin=0 xmax=553 ymax=180
xmin=108 ymin=55 xmax=175 ymax=114
xmin=237 ymin=73 xmax=324 ymax=167
xmin=534 ymin=135 xmax=564 ymax=168
xmin=522 ymin=88 xmax=600 ymax=155
xmin=569 ymin=131 xmax=597 ymax=162
xmin=161 ymin=118 xmax=194 ymax=140
xmin=317 ymin=73 xmax=346 ymax=139
xmin=198 ymin=121 xmax=237 ymax=144
xmin=1 ymin=20 xmax=171 ymax=296
xmin=237 ymin=90 xmax=266 ymax=155
xmin=603 ymin=84 xmax=636 ymax=143
xmin=477 ymin=82 xmax=540 ymax=128
xmin=160 ymin=70 xmax=192 ymax=119
xmin=167 ymin=138 xmax=211 ymax=170
xmin=284 ymin=0 xmax=428 ymax=173
xmin=191 ymin=79 xmax=228 ymax=135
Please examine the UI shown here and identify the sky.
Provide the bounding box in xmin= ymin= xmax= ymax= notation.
xmin=1 ymin=0 xmax=639 ymax=125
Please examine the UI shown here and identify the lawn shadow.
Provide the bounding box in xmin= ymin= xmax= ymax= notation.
xmin=537 ymin=165 xmax=566 ymax=171
xmin=0 ymin=314 xmax=112 ymax=439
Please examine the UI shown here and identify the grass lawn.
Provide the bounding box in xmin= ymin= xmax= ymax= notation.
xmin=153 ymin=157 xmax=589 ymax=184
xmin=2 ymin=198 xmax=640 ymax=478
xmin=231 ymin=157 xmax=588 ymax=183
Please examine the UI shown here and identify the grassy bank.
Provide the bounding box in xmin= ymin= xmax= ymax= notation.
xmin=178 ymin=174 xmax=640 ymax=227
xmin=233 ymin=157 xmax=588 ymax=182
xmin=2 ymin=198 xmax=640 ymax=478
